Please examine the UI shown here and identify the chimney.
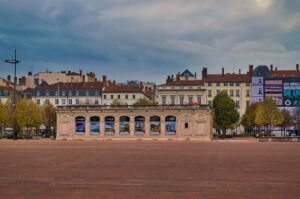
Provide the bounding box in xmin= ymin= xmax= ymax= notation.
xmin=275 ymin=67 xmax=278 ymax=71
xmin=171 ymin=75 xmax=174 ymax=80
xmin=79 ymin=70 xmax=82 ymax=75
xmin=194 ymin=72 xmax=197 ymax=78
xmin=202 ymin=67 xmax=207 ymax=81
xmin=296 ymin=64 xmax=299 ymax=71
xmin=102 ymin=75 xmax=107 ymax=84
xmin=28 ymin=71 xmax=32 ymax=76
xmin=248 ymin=65 xmax=254 ymax=76
xmin=139 ymin=81 xmax=144 ymax=89
xmin=239 ymin=69 xmax=241 ymax=75
xmin=222 ymin=67 xmax=224 ymax=77
xmin=270 ymin=64 xmax=273 ymax=71
xmin=176 ymin=74 xmax=180 ymax=82
xmin=7 ymin=75 xmax=11 ymax=82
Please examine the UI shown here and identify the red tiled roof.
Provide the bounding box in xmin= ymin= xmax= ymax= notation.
xmin=206 ymin=74 xmax=251 ymax=83
xmin=160 ymin=80 xmax=204 ymax=87
xmin=35 ymin=82 xmax=104 ymax=90
xmin=272 ymin=70 xmax=300 ymax=77
xmin=0 ymin=86 xmax=13 ymax=90
xmin=104 ymin=85 xmax=141 ymax=93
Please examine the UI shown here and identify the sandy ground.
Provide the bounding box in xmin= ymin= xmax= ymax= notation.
xmin=0 ymin=139 xmax=299 ymax=199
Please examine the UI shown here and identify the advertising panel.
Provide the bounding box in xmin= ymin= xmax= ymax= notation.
xmin=135 ymin=116 xmax=145 ymax=135
xmin=105 ymin=116 xmax=115 ymax=135
xmin=120 ymin=116 xmax=130 ymax=135
xmin=150 ymin=116 xmax=161 ymax=135
xmin=75 ymin=117 xmax=85 ymax=135
xmin=90 ymin=116 xmax=100 ymax=135
xmin=165 ymin=116 xmax=176 ymax=135
xmin=264 ymin=80 xmax=283 ymax=106
xmin=283 ymin=80 xmax=300 ymax=107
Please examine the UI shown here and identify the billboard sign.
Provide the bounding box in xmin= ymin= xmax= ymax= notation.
xmin=283 ymin=80 xmax=300 ymax=107
xmin=264 ymin=80 xmax=283 ymax=106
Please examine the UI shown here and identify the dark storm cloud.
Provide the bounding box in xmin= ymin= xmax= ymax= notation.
xmin=0 ymin=0 xmax=299 ymax=83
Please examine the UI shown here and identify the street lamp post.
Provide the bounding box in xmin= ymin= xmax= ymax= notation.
xmin=5 ymin=49 xmax=21 ymax=140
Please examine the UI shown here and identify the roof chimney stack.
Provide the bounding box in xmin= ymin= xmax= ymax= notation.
xmin=248 ymin=65 xmax=254 ymax=76
xmin=176 ymin=74 xmax=180 ymax=82
xmin=270 ymin=64 xmax=273 ymax=71
xmin=202 ymin=67 xmax=208 ymax=81
xmin=7 ymin=75 xmax=11 ymax=82
xmin=222 ymin=67 xmax=224 ymax=77
xmin=102 ymin=75 xmax=107 ymax=84
xmin=296 ymin=64 xmax=299 ymax=71
xmin=239 ymin=69 xmax=241 ymax=75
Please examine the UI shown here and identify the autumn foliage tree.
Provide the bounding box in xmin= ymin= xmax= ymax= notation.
xmin=40 ymin=101 xmax=57 ymax=130
xmin=241 ymin=102 xmax=260 ymax=133
xmin=0 ymin=102 xmax=9 ymax=132
xmin=280 ymin=109 xmax=293 ymax=136
xmin=213 ymin=91 xmax=240 ymax=135
xmin=255 ymin=97 xmax=283 ymax=135
xmin=134 ymin=98 xmax=157 ymax=106
xmin=15 ymin=99 xmax=42 ymax=138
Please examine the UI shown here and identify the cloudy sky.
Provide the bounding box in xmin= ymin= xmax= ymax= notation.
xmin=0 ymin=0 xmax=299 ymax=83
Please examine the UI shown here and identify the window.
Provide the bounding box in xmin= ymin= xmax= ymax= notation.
xmin=46 ymin=91 xmax=49 ymax=96
xmin=224 ymin=82 xmax=228 ymax=86
xmin=95 ymin=91 xmax=99 ymax=96
xmin=180 ymin=96 xmax=184 ymax=105
xmin=62 ymin=91 xmax=65 ymax=96
xmin=76 ymin=91 xmax=79 ymax=96
xmin=236 ymin=89 xmax=240 ymax=97
xmin=208 ymin=101 xmax=212 ymax=106
xmin=95 ymin=99 xmax=99 ymax=105
xmin=236 ymin=82 xmax=240 ymax=86
xmin=125 ymin=95 xmax=128 ymax=99
xmin=229 ymin=82 xmax=234 ymax=86
xmin=258 ymin=88 xmax=263 ymax=94
xmin=86 ymin=91 xmax=89 ymax=96
xmin=55 ymin=90 xmax=58 ymax=96
xmin=208 ymin=90 xmax=212 ymax=97
xmin=246 ymin=83 xmax=251 ymax=86
xmin=133 ymin=95 xmax=136 ymax=99
xmin=188 ymin=96 xmax=193 ymax=104
xmin=62 ymin=99 xmax=66 ymax=105
xmin=37 ymin=91 xmax=40 ymax=96
xmin=68 ymin=99 xmax=72 ymax=105
xmin=69 ymin=91 xmax=72 ymax=96
xmin=185 ymin=123 xmax=189 ymax=128
xmin=197 ymin=96 xmax=202 ymax=104
xmin=216 ymin=82 xmax=220 ymax=86
xmin=246 ymin=89 xmax=250 ymax=97
xmin=230 ymin=90 xmax=234 ymax=97
xmin=76 ymin=99 xmax=79 ymax=105
xmin=217 ymin=90 xmax=220 ymax=95
xmin=118 ymin=95 xmax=121 ymax=99
xmin=104 ymin=95 xmax=107 ymax=99
xmin=236 ymin=101 xmax=240 ymax=108
xmin=55 ymin=99 xmax=59 ymax=105
xmin=111 ymin=95 xmax=114 ymax=99
xmin=86 ymin=99 xmax=90 ymax=104
xmin=208 ymin=82 xmax=212 ymax=86
xmin=162 ymin=96 xmax=166 ymax=105
xmin=171 ymin=96 xmax=175 ymax=105
xmin=258 ymin=79 xmax=262 ymax=84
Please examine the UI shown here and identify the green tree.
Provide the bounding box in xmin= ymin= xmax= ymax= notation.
xmin=0 ymin=102 xmax=9 ymax=131
xmin=241 ymin=102 xmax=260 ymax=133
xmin=255 ymin=97 xmax=283 ymax=135
xmin=280 ymin=109 xmax=293 ymax=136
xmin=40 ymin=101 xmax=57 ymax=130
xmin=15 ymin=99 xmax=42 ymax=138
xmin=134 ymin=98 xmax=157 ymax=106
xmin=213 ymin=91 xmax=240 ymax=135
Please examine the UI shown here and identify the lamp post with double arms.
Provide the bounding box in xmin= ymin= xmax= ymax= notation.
xmin=5 ymin=49 xmax=21 ymax=139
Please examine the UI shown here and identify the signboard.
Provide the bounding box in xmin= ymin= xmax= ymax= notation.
xmin=105 ymin=116 xmax=115 ymax=135
xmin=120 ymin=116 xmax=130 ymax=135
xmin=150 ymin=116 xmax=161 ymax=135
xmin=283 ymin=81 xmax=300 ymax=107
xmin=75 ymin=116 xmax=85 ymax=135
xmin=135 ymin=116 xmax=145 ymax=135
xmin=264 ymin=80 xmax=283 ymax=106
xmin=90 ymin=116 xmax=100 ymax=135
xmin=165 ymin=115 xmax=176 ymax=135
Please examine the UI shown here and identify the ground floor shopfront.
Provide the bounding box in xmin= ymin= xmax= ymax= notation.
xmin=56 ymin=105 xmax=212 ymax=140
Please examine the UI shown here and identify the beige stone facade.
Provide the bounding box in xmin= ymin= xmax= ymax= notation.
xmin=56 ymin=106 xmax=212 ymax=141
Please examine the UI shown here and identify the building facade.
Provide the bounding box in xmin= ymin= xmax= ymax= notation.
xmin=158 ymin=70 xmax=206 ymax=105
xmin=56 ymin=105 xmax=212 ymax=141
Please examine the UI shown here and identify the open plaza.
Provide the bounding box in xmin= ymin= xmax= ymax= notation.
xmin=0 ymin=139 xmax=299 ymax=199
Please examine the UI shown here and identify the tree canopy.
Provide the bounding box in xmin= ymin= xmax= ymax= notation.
xmin=255 ymin=97 xmax=283 ymax=129
xmin=40 ymin=101 xmax=57 ymax=129
xmin=213 ymin=91 xmax=240 ymax=132
xmin=0 ymin=102 xmax=9 ymax=130
xmin=241 ymin=102 xmax=260 ymax=128
xmin=134 ymin=98 xmax=157 ymax=106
